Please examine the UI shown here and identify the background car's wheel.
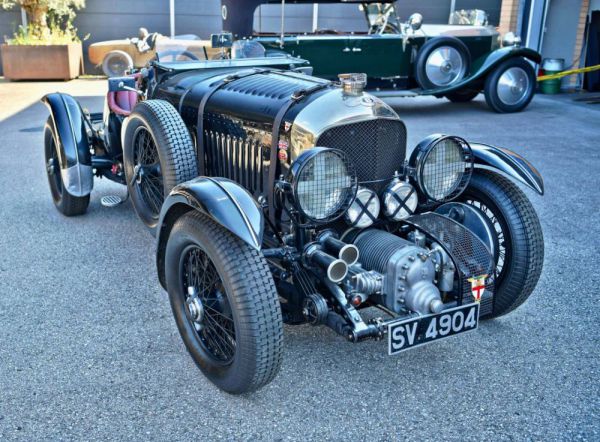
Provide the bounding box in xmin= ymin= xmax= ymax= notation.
xmin=484 ymin=57 xmax=536 ymax=113
xmin=445 ymin=88 xmax=480 ymax=103
xmin=415 ymin=36 xmax=471 ymax=89
xmin=101 ymin=50 xmax=134 ymax=77
xmin=44 ymin=117 xmax=90 ymax=216
xmin=123 ymin=100 xmax=197 ymax=228
xmin=165 ymin=212 xmax=283 ymax=394
xmin=457 ymin=171 xmax=544 ymax=318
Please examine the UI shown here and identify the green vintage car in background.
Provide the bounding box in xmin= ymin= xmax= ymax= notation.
xmin=222 ymin=0 xmax=541 ymax=113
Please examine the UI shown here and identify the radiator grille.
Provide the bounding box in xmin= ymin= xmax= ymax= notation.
xmin=405 ymin=213 xmax=495 ymax=317
xmin=204 ymin=131 xmax=265 ymax=195
xmin=316 ymin=119 xmax=407 ymax=193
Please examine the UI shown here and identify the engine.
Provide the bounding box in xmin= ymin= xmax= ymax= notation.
xmin=351 ymin=229 xmax=444 ymax=315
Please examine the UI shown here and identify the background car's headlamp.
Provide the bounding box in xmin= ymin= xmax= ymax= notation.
xmin=345 ymin=187 xmax=380 ymax=228
xmin=289 ymin=147 xmax=357 ymax=223
xmin=383 ymin=181 xmax=417 ymax=220
xmin=409 ymin=134 xmax=473 ymax=202
xmin=502 ymin=32 xmax=521 ymax=47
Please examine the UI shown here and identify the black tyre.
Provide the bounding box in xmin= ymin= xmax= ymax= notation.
xmin=415 ymin=37 xmax=471 ymax=89
xmin=446 ymin=88 xmax=480 ymax=103
xmin=123 ymin=100 xmax=197 ymax=228
xmin=44 ymin=117 xmax=90 ymax=216
xmin=484 ymin=57 xmax=536 ymax=113
xmin=165 ymin=212 xmax=283 ymax=394
xmin=457 ymin=171 xmax=544 ymax=318
xmin=101 ymin=50 xmax=133 ymax=77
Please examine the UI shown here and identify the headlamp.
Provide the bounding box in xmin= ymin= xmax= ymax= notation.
xmin=288 ymin=147 xmax=357 ymax=223
xmin=383 ymin=180 xmax=417 ymax=220
xmin=409 ymin=134 xmax=473 ymax=202
xmin=502 ymin=32 xmax=521 ymax=47
xmin=345 ymin=187 xmax=380 ymax=228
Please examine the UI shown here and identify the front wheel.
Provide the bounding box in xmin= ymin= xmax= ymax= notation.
xmin=484 ymin=57 xmax=536 ymax=113
xmin=165 ymin=212 xmax=283 ymax=394
xmin=457 ymin=171 xmax=544 ymax=318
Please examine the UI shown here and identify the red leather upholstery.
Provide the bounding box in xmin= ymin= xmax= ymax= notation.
xmin=107 ymin=90 xmax=138 ymax=116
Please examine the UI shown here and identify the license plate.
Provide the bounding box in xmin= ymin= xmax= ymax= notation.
xmin=388 ymin=303 xmax=480 ymax=355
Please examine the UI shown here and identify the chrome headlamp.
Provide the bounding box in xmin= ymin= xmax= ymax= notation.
xmin=502 ymin=32 xmax=521 ymax=47
xmin=345 ymin=187 xmax=380 ymax=228
xmin=383 ymin=180 xmax=418 ymax=220
xmin=288 ymin=147 xmax=358 ymax=223
xmin=409 ymin=134 xmax=473 ymax=202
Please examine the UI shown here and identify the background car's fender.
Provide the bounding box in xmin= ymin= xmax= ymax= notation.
xmin=155 ymin=177 xmax=264 ymax=289
xmin=422 ymin=46 xmax=542 ymax=95
xmin=470 ymin=142 xmax=544 ymax=195
xmin=42 ymin=93 xmax=93 ymax=197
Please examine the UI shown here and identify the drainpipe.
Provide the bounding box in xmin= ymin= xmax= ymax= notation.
xmin=170 ymin=0 xmax=175 ymax=38
xmin=280 ymin=0 xmax=285 ymax=48
xmin=20 ymin=7 xmax=27 ymax=28
xmin=312 ymin=3 xmax=319 ymax=32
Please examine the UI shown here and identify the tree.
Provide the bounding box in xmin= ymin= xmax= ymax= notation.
xmin=1 ymin=0 xmax=85 ymax=38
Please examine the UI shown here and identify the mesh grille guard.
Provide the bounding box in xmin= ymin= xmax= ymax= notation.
xmin=404 ymin=212 xmax=496 ymax=316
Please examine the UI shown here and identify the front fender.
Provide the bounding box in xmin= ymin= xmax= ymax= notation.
xmin=423 ymin=46 xmax=542 ymax=95
xmin=42 ymin=93 xmax=93 ymax=197
xmin=470 ymin=142 xmax=544 ymax=195
xmin=155 ymin=177 xmax=264 ymax=289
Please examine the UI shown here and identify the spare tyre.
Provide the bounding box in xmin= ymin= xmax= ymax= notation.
xmin=415 ymin=36 xmax=471 ymax=89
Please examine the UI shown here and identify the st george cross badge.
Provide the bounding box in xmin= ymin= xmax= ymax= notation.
xmin=467 ymin=275 xmax=488 ymax=302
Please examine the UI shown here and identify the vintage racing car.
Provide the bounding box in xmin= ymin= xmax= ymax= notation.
xmin=223 ymin=0 xmax=541 ymax=113
xmin=42 ymin=35 xmax=544 ymax=393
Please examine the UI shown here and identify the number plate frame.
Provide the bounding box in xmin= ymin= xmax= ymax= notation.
xmin=387 ymin=303 xmax=480 ymax=355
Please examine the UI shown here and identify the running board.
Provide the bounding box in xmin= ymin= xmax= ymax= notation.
xmin=368 ymin=90 xmax=421 ymax=98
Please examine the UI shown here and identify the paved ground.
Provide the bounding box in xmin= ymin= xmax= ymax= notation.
xmin=0 ymin=80 xmax=598 ymax=441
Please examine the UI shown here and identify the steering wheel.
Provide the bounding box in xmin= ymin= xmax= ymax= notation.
xmin=157 ymin=50 xmax=200 ymax=62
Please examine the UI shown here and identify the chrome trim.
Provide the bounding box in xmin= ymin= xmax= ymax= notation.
xmin=60 ymin=94 xmax=84 ymax=197
xmin=290 ymin=88 xmax=401 ymax=158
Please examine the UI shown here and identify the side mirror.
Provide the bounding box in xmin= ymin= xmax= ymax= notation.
xmin=407 ymin=13 xmax=423 ymax=31
xmin=211 ymin=32 xmax=233 ymax=49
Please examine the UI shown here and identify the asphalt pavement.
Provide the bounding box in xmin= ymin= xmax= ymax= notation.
xmin=0 ymin=80 xmax=598 ymax=441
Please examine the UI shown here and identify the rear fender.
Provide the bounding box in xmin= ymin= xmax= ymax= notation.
xmin=155 ymin=177 xmax=264 ymax=289
xmin=42 ymin=93 xmax=93 ymax=197
xmin=470 ymin=142 xmax=544 ymax=195
xmin=423 ymin=46 xmax=542 ymax=95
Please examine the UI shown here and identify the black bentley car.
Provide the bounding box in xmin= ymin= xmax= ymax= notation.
xmin=42 ymin=36 xmax=544 ymax=393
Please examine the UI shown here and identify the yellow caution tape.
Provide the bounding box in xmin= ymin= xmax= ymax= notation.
xmin=537 ymin=64 xmax=600 ymax=81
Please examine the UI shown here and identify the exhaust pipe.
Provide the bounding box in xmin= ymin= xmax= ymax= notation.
xmin=318 ymin=232 xmax=360 ymax=266
xmin=305 ymin=244 xmax=348 ymax=283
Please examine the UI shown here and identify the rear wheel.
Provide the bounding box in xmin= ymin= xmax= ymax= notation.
xmin=44 ymin=117 xmax=89 ymax=216
xmin=484 ymin=57 xmax=536 ymax=113
xmin=165 ymin=212 xmax=283 ymax=394
xmin=123 ymin=100 xmax=197 ymax=228
xmin=457 ymin=171 xmax=544 ymax=318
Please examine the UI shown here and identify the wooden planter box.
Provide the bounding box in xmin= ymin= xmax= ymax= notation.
xmin=1 ymin=43 xmax=83 ymax=81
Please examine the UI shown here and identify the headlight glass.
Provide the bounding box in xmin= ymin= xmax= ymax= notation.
xmin=410 ymin=135 xmax=473 ymax=202
xmin=345 ymin=187 xmax=380 ymax=228
xmin=383 ymin=181 xmax=417 ymax=220
xmin=292 ymin=148 xmax=357 ymax=222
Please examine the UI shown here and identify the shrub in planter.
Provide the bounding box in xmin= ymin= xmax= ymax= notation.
xmin=1 ymin=0 xmax=86 ymax=80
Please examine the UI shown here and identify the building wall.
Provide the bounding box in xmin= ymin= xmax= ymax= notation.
xmin=1 ymin=0 xmax=501 ymax=75
xmin=0 ymin=9 xmax=21 ymax=75
xmin=540 ymin=0 xmax=585 ymax=88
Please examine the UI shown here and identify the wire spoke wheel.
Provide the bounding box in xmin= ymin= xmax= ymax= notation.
xmin=181 ymin=245 xmax=236 ymax=364
xmin=132 ymin=127 xmax=164 ymax=219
